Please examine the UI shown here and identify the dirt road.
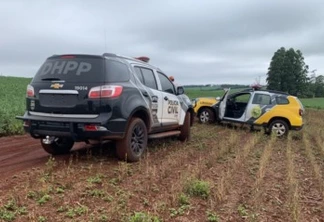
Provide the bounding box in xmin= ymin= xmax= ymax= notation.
xmin=0 ymin=134 xmax=92 ymax=180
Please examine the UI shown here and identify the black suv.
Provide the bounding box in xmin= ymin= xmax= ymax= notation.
xmin=17 ymin=53 xmax=194 ymax=161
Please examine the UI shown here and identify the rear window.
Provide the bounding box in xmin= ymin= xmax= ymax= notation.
xmin=33 ymin=57 xmax=104 ymax=82
xmin=105 ymin=60 xmax=130 ymax=82
xmin=252 ymin=94 xmax=271 ymax=105
xmin=276 ymin=96 xmax=289 ymax=104
xmin=139 ymin=67 xmax=158 ymax=90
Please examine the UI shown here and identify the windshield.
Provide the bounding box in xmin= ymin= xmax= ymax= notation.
xmin=33 ymin=56 xmax=104 ymax=83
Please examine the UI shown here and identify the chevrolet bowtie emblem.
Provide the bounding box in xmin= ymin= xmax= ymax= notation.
xmin=50 ymin=83 xmax=63 ymax=89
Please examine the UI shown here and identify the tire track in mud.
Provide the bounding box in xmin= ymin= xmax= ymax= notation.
xmin=298 ymin=133 xmax=324 ymax=220
xmin=204 ymin=131 xmax=266 ymax=221
xmin=231 ymin=132 xmax=324 ymax=222
xmin=0 ymin=134 xmax=95 ymax=182
xmin=243 ymin=135 xmax=304 ymax=222
xmin=244 ymin=136 xmax=284 ymax=221
xmin=285 ymin=136 xmax=301 ymax=222
xmin=0 ymin=134 xmax=39 ymax=150
xmin=0 ymin=123 xmax=236 ymax=184
xmin=245 ymin=137 xmax=291 ymax=221
xmin=290 ymin=134 xmax=324 ymax=221
xmin=116 ymin=125 xmax=254 ymax=221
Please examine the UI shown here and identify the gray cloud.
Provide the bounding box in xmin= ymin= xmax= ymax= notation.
xmin=1 ymin=0 xmax=324 ymax=85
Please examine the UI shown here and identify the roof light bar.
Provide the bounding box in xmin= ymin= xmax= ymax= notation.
xmin=135 ymin=56 xmax=150 ymax=63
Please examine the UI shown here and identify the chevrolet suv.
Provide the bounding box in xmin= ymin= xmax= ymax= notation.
xmin=207 ymin=88 xmax=304 ymax=137
xmin=17 ymin=53 xmax=194 ymax=161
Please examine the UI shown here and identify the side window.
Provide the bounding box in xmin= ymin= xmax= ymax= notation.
xmin=234 ymin=94 xmax=251 ymax=103
xmin=106 ymin=60 xmax=130 ymax=82
xmin=252 ymin=94 xmax=271 ymax=105
xmin=134 ymin=67 xmax=144 ymax=84
xmin=158 ymin=72 xmax=175 ymax=94
xmin=276 ymin=96 xmax=289 ymax=104
xmin=140 ymin=68 xmax=158 ymax=90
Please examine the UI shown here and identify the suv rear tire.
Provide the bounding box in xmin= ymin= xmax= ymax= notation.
xmin=269 ymin=120 xmax=289 ymax=137
xmin=41 ymin=137 xmax=74 ymax=155
xmin=116 ymin=118 xmax=148 ymax=162
xmin=179 ymin=112 xmax=191 ymax=141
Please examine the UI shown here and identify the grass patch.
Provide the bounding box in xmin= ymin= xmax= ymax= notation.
xmin=184 ymin=178 xmax=210 ymax=199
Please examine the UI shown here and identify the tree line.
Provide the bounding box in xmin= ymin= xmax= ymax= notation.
xmin=266 ymin=47 xmax=323 ymax=98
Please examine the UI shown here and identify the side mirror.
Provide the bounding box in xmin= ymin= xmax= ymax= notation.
xmin=177 ymin=86 xmax=185 ymax=95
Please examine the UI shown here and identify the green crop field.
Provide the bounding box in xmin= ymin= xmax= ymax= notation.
xmin=0 ymin=76 xmax=32 ymax=136
xmin=0 ymin=76 xmax=324 ymax=136
xmin=184 ymin=87 xmax=224 ymax=99
xmin=185 ymin=87 xmax=324 ymax=109
xmin=299 ymin=97 xmax=324 ymax=109
xmin=184 ymin=87 xmax=246 ymax=99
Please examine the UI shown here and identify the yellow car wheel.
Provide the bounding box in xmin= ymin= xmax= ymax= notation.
xmin=198 ymin=108 xmax=215 ymax=124
xmin=269 ymin=120 xmax=289 ymax=137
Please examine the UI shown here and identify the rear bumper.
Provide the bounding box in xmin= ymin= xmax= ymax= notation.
xmin=291 ymin=124 xmax=303 ymax=131
xmin=16 ymin=111 xmax=127 ymax=141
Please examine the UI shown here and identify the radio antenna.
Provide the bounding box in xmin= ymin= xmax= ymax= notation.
xmin=104 ymin=28 xmax=107 ymax=52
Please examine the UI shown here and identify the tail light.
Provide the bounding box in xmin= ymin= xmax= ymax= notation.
xmin=88 ymin=85 xmax=123 ymax=99
xmin=299 ymin=109 xmax=304 ymax=116
xmin=83 ymin=124 xmax=107 ymax=131
xmin=27 ymin=85 xmax=34 ymax=97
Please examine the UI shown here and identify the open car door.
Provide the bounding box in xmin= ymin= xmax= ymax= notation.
xmin=218 ymin=88 xmax=231 ymax=120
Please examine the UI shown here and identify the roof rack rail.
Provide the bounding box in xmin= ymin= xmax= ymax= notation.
xmin=241 ymin=88 xmax=253 ymax=92
xmin=102 ymin=53 xmax=117 ymax=57
xmin=240 ymin=88 xmax=289 ymax=95
xmin=264 ymin=89 xmax=289 ymax=95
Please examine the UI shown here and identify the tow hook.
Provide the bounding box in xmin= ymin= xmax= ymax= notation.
xmin=42 ymin=136 xmax=55 ymax=145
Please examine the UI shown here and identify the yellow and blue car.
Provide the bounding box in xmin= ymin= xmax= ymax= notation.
xmin=193 ymin=88 xmax=304 ymax=137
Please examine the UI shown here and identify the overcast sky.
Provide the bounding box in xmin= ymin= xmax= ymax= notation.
xmin=1 ymin=0 xmax=324 ymax=85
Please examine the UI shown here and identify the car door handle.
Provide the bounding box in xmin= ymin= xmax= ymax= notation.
xmin=164 ymin=96 xmax=168 ymax=101
xmin=142 ymin=91 xmax=149 ymax=97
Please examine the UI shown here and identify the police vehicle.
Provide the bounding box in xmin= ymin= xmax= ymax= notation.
xmin=17 ymin=53 xmax=194 ymax=162
xmin=195 ymin=88 xmax=304 ymax=137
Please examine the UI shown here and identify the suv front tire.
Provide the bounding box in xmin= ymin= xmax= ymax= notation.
xmin=179 ymin=112 xmax=191 ymax=141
